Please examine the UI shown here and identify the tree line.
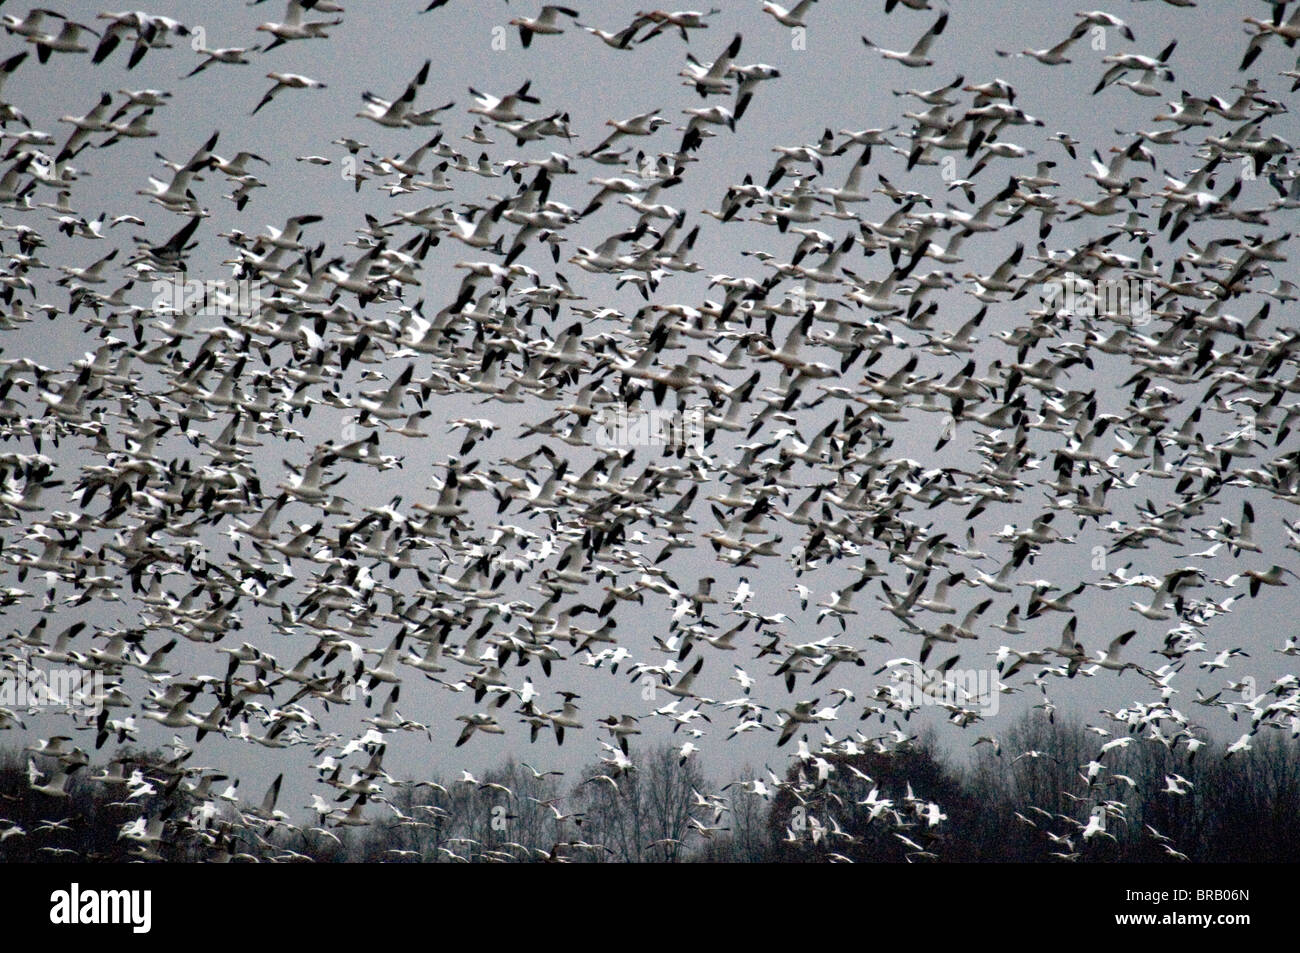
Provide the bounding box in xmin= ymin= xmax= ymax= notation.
xmin=2 ymin=713 xmax=1297 ymax=862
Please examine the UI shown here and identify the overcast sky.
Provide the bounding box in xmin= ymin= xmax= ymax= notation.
xmin=4 ymin=0 xmax=1299 ymax=820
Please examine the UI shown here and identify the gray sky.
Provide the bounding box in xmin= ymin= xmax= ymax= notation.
xmin=4 ymin=0 xmax=1299 ymax=822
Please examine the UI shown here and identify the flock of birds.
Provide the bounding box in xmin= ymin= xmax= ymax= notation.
xmin=0 ymin=0 xmax=1299 ymax=862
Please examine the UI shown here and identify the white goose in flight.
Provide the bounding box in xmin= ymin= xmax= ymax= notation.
xmin=510 ymin=6 xmax=580 ymax=48
xmin=862 ymin=12 xmax=948 ymax=68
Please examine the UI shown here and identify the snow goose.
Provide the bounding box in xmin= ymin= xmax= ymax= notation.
xmin=357 ymin=60 xmax=431 ymax=128
xmin=862 ymin=12 xmax=948 ymax=68
xmin=511 ymin=6 xmax=580 ymax=47
xmin=762 ymin=1 xmax=818 ymax=29
xmin=679 ymin=33 xmax=742 ymax=95
xmin=256 ymin=0 xmax=343 ymax=52
xmin=251 ymin=72 xmax=326 ymax=115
